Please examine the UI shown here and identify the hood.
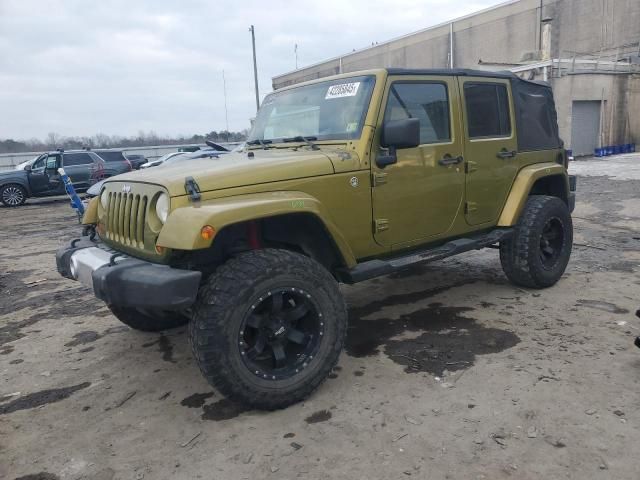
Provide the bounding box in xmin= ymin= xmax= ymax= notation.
xmin=0 ymin=169 xmax=24 ymax=179
xmin=107 ymin=147 xmax=339 ymax=197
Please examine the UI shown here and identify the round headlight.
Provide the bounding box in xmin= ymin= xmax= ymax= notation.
xmin=155 ymin=193 xmax=170 ymax=224
xmin=100 ymin=190 xmax=109 ymax=210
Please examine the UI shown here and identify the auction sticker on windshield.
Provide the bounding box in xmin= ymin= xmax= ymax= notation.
xmin=325 ymin=82 xmax=360 ymax=99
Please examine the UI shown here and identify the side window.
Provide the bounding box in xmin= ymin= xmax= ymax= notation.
xmin=384 ymin=82 xmax=450 ymax=144
xmin=464 ymin=83 xmax=511 ymax=138
xmin=32 ymin=155 xmax=46 ymax=169
xmin=63 ymin=153 xmax=92 ymax=166
xmin=46 ymin=155 xmax=60 ymax=170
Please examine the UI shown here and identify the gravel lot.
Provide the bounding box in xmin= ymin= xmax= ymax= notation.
xmin=1 ymin=156 xmax=639 ymax=480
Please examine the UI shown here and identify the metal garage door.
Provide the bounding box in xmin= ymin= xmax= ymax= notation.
xmin=571 ymin=100 xmax=601 ymax=156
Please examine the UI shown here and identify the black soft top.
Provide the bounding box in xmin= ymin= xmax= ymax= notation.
xmin=386 ymin=68 xmax=562 ymax=151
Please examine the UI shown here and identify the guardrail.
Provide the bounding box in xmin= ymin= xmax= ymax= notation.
xmin=0 ymin=143 xmax=241 ymax=171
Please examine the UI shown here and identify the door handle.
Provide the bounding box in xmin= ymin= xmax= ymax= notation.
xmin=438 ymin=154 xmax=464 ymax=166
xmin=497 ymin=149 xmax=517 ymax=159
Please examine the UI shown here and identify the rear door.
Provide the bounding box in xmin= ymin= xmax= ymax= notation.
xmin=62 ymin=152 xmax=94 ymax=190
xmin=372 ymin=75 xmax=465 ymax=248
xmin=459 ymin=78 xmax=518 ymax=225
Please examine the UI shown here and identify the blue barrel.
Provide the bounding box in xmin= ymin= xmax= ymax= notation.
xmin=594 ymin=148 xmax=602 ymax=157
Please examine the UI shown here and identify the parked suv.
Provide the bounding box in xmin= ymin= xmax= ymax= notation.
xmin=57 ymin=68 xmax=576 ymax=409
xmin=123 ymin=153 xmax=147 ymax=170
xmin=94 ymin=150 xmax=133 ymax=175
xmin=0 ymin=150 xmax=106 ymax=207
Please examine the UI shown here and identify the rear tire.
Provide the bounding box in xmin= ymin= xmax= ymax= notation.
xmin=108 ymin=306 xmax=189 ymax=332
xmin=500 ymin=195 xmax=573 ymax=288
xmin=0 ymin=184 xmax=27 ymax=207
xmin=190 ymin=248 xmax=347 ymax=410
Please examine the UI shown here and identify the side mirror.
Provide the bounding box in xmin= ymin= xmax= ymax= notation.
xmin=24 ymin=164 xmax=32 ymax=172
xmin=377 ymin=118 xmax=420 ymax=168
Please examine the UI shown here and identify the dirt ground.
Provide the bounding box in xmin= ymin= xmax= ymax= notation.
xmin=1 ymin=156 xmax=639 ymax=480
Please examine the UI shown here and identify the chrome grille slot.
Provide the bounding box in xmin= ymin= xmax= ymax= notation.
xmin=104 ymin=190 xmax=149 ymax=248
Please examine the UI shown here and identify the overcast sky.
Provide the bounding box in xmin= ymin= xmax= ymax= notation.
xmin=0 ymin=0 xmax=501 ymax=140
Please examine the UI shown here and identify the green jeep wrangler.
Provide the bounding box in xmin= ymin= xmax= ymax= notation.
xmin=57 ymin=68 xmax=576 ymax=409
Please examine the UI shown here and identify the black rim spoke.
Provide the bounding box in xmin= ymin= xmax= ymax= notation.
xmin=270 ymin=292 xmax=284 ymax=312
xmin=539 ymin=217 xmax=564 ymax=267
xmin=283 ymin=303 xmax=310 ymax=322
xmin=246 ymin=313 xmax=264 ymax=328
xmin=272 ymin=343 xmax=286 ymax=368
xmin=286 ymin=328 xmax=308 ymax=345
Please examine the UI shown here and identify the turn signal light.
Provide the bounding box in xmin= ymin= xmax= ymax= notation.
xmin=155 ymin=245 xmax=165 ymax=254
xmin=201 ymin=225 xmax=216 ymax=240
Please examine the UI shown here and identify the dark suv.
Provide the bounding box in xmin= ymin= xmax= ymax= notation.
xmin=0 ymin=150 xmax=107 ymax=207
xmin=94 ymin=150 xmax=134 ymax=173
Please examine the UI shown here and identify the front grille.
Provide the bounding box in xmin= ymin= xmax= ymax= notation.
xmin=105 ymin=192 xmax=148 ymax=247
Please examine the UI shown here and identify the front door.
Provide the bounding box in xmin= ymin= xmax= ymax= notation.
xmin=459 ymin=78 xmax=519 ymax=225
xmin=372 ymin=76 xmax=465 ymax=248
xmin=27 ymin=154 xmax=56 ymax=195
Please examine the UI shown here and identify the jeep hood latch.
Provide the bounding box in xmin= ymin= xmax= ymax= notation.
xmin=184 ymin=176 xmax=201 ymax=202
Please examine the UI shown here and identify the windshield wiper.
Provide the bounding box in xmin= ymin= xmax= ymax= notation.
xmin=283 ymin=136 xmax=319 ymax=150
xmin=247 ymin=139 xmax=273 ymax=149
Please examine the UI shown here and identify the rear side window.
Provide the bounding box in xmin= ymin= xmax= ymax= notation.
xmin=97 ymin=151 xmax=126 ymax=162
xmin=384 ymin=82 xmax=450 ymax=144
xmin=464 ymin=83 xmax=511 ymax=138
xmin=64 ymin=153 xmax=93 ymax=166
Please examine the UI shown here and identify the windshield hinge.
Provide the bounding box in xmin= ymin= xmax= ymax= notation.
xmin=374 ymin=218 xmax=389 ymax=232
xmin=372 ymin=172 xmax=388 ymax=186
xmin=185 ymin=176 xmax=201 ymax=202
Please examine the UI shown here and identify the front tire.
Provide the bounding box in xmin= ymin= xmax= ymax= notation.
xmin=0 ymin=184 xmax=27 ymax=207
xmin=500 ymin=195 xmax=573 ymax=288
xmin=190 ymin=248 xmax=347 ymax=410
xmin=108 ymin=306 xmax=189 ymax=332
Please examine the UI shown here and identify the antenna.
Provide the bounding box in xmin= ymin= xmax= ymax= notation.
xmin=222 ymin=69 xmax=229 ymax=133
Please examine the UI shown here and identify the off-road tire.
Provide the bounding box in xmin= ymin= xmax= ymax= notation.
xmin=500 ymin=195 xmax=573 ymax=289
xmin=108 ymin=306 xmax=189 ymax=332
xmin=0 ymin=184 xmax=27 ymax=207
xmin=190 ymin=248 xmax=347 ymax=410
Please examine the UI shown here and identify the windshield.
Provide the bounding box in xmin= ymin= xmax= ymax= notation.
xmin=248 ymin=75 xmax=375 ymax=143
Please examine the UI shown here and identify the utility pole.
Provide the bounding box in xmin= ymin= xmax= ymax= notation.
xmin=222 ymin=70 xmax=229 ymax=137
xmin=249 ymin=25 xmax=260 ymax=112
xmin=295 ymin=43 xmax=298 ymax=69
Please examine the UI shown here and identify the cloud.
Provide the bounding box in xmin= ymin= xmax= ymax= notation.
xmin=0 ymin=0 xmax=501 ymax=139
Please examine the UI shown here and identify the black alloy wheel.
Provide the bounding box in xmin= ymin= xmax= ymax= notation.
xmin=238 ymin=288 xmax=323 ymax=381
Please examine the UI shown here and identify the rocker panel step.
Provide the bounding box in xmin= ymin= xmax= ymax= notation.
xmin=342 ymin=228 xmax=513 ymax=284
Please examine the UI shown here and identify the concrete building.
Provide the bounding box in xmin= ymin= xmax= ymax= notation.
xmin=272 ymin=0 xmax=640 ymax=156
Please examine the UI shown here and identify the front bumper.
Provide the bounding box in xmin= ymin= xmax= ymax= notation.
xmin=56 ymin=238 xmax=201 ymax=310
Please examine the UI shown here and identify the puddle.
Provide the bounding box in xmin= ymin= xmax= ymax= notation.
xmin=305 ymin=409 xmax=332 ymax=424
xmin=158 ymin=335 xmax=175 ymax=363
xmin=65 ymin=331 xmax=100 ymax=347
xmin=64 ymin=326 xmax=129 ymax=348
xmin=201 ymin=398 xmax=249 ymax=421
xmin=576 ymin=299 xmax=629 ymax=314
xmin=1 ymin=345 xmax=15 ymax=355
xmin=347 ymin=300 xmax=520 ymax=376
xmin=0 ymin=382 xmax=91 ymax=415
xmin=181 ymin=392 xmax=215 ymax=408
xmin=14 ymin=473 xmax=60 ymax=480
